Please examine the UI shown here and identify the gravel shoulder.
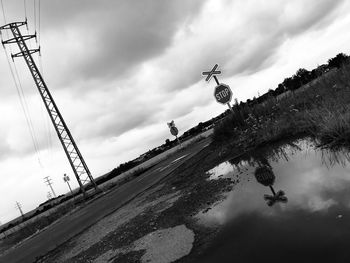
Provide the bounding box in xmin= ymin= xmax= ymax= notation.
xmin=37 ymin=142 xmax=236 ymax=263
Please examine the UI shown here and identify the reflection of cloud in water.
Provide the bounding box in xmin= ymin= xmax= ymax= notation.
xmin=198 ymin=139 xmax=350 ymax=226
xmin=206 ymin=160 xmax=251 ymax=180
xmin=307 ymin=196 xmax=336 ymax=212
xmin=206 ymin=162 xmax=235 ymax=180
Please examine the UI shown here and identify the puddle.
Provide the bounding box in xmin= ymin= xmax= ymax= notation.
xmin=206 ymin=160 xmax=253 ymax=180
xmin=197 ymin=139 xmax=350 ymax=262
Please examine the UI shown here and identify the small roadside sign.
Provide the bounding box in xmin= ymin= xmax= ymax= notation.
xmin=63 ymin=174 xmax=70 ymax=182
xmin=167 ymin=121 xmax=181 ymax=147
xmin=170 ymin=126 xmax=178 ymax=136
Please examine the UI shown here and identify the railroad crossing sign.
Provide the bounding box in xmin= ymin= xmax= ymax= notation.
xmin=202 ymin=64 xmax=234 ymax=113
xmin=214 ymin=83 xmax=232 ymax=104
xmin=202 ymin=63 xmax=221 ymax=83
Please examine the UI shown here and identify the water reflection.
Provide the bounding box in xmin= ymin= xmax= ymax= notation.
xmin=254 ymin=164 xmax=287 ymax=206
xmin=228 ymin=140 xmax=302 ymax=168
xmin=320 ymin=147 xmax=350 ymax=168
xmin=198 ymin=139 xmax=350 ymax=262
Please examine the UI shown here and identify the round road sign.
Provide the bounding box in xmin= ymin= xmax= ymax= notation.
xmin=170 ymin=126 xmax=178 ymax=136
xmin=214 ymin=83 xmax=232 ymax=104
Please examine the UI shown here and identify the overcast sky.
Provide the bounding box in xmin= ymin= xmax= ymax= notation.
xmin=1 ymin=0 xmax=350 ymax=223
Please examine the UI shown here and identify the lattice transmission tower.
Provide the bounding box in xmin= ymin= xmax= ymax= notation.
xmin=0 ymin=21 xmax=99 ymax=198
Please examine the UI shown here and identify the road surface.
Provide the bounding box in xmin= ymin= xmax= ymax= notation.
xmin=0 ymin=138 xmax=210 ymax=263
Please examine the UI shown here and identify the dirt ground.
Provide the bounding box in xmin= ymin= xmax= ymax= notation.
xmin=37 ymin=143 xmax=237 ymax=263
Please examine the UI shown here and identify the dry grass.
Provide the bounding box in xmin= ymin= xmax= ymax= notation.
xmin=213 ymin=64 xmax=350 ymax=150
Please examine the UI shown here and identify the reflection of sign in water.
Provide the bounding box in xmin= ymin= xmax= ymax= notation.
xmin=254 ymin=165 xmax=288 ymax=206
xmin=254 ymin=166 xmax=275 ymax=186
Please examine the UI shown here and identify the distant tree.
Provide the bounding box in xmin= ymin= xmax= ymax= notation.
xmin=275 ymin=83 xmax=285 ymax=95
xmin=165 ymin=139 xmax=170 ymax=145
xmin=295 ymin=68 xmax=310 ymax=85
xmin=283 ymin=76 xmax=300 ymax=91
xmin=328 ymin=53 xmax=349 ymax=69
xmin=197 ymin=122 xmax=204 ymax=130
xmin=310 ymin=69 xmax=318 ymax=79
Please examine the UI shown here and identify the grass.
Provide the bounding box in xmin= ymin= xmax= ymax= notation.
xmin=213 ymin=64 xmax=350 ymax=150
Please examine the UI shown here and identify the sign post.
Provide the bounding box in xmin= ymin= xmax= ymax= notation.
xmin=202 ymin=64 xmax=234 ymax=113
xmin=167 ymin=120 xmax=181 ymax=147
xmin=63 ymin=173 xmax=73 ymax=195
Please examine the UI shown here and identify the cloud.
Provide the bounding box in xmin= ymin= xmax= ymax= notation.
xmin=122 ymin=0 xmax=345 ymax=99
xmin=35 ymin=0 xmax=207 ymax=85
xmin=0 ymin=0 xmax=346 ymax=156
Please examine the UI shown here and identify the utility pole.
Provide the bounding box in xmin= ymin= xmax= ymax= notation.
xmin=15 ymin=201 xmax=24 ymax=219
xmin=47 ymin=191 xmax=52 ymax=200
xmin=0 ymin=21 xmax=99 ymax=198
xmin=44 ymin=176 xmax=56 ymax=198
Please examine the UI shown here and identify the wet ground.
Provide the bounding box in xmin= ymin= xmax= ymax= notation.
xmin=196 ymin=139 xmax=350 ymax=263
xmin=34 ymin=139 xmax=234 ymax=263
xmin=27 ymin=138 xmax=350 ymax=262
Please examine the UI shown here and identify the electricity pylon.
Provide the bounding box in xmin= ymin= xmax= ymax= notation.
xmin=0 ymin=21 xmax=99 ymax=198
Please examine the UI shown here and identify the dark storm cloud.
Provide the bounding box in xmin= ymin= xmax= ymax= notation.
xmin=39 ymin=0 xmax=206 ymax=83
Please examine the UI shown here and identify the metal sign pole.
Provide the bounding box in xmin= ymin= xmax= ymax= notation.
xmin=213 ymin=75 xmax=220 ymax=85
xmin=227 ymin=102 xmax=234 ymax=113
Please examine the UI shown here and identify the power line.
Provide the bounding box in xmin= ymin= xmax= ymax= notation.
xmin=1 ymin=1 xmax=44 ymax=167
xmin=38 ymin=0 xmax=40 ymax=44
xmin=23 ymin=0 xmax=27 ymax=20
xmin=2 ymin=47 xmax=43 ymax=165
xmin=13 ymin=61 xmax=43 ymax=164
xmin=0 ymin=0 xmax=6 ymax=25
xmin=1 ymin=20 xmax=100 ymax=198
xmin=33 ymin=0 xmax=36 ymax=35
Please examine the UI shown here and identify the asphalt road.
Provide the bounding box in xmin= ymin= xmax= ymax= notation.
xmin=0 ymin=137 xmax=211 ymax=263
